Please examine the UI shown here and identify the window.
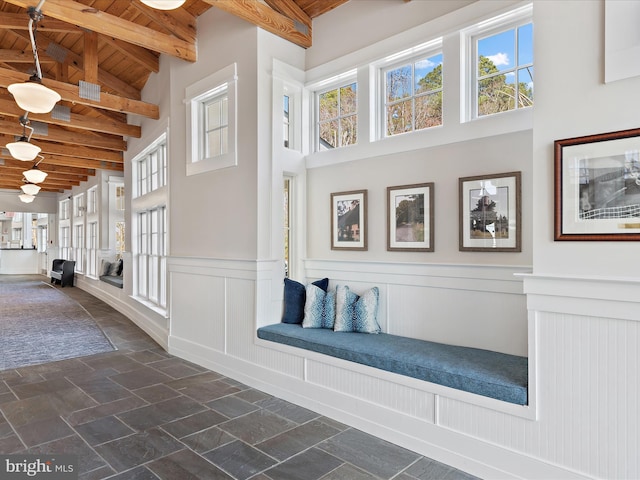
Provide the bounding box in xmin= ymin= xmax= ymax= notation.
xmin=283 ymin=177 xmax=291 ymax=278
xmin=186 ymin=63 xmax=237 ymax=175
xmin=135 ymin=207 xmax=166 ymax=310
xmin=384 ymin=52 xmax=443 ymax=136
xmin=87 ymin=222 xmax=98 ymax=277
xmin=60 ymin=226 xmax=70 ymax=260
xmin=73 ymin=194 xmax=85 ymax=217
xmin=317 ymin=81 xmax=357 ymax=150
xmin=469 ymin=8 xmax=533 ymax=118
xmin=60 ymin=199 xmax=70 ymax=220
xmin=284 ymin=95 xmax=291 ymax=148
xmin=134 ymin=138 xmax=166 ymax=198
xmin=115 ymin=221 xmax=125 ymax=258
xmin=73 ymin=224 xmax=84 ymax=273
xmin=116 ymin=186 xmax=125 ymax=211
xmin=87 ymin=187 xmax=97 ymax=214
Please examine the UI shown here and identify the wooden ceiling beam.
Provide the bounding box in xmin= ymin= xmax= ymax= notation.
xmin=264 ymin=0 xmax=312 ymax=32
xmin=0 ymin=170 xmax=80 ymax=187
xmin=133 ymin=2 xmax=197 ymax=44
xmin=0 ymin=12 xmax=82 ymax=33
xmin=0 ymin=66 xmax=158 ymax=119
xmin=0 ymin=166 xmax=88 ymax=183
xmin=1 ymin=157 xmax=93 ymax=176
xmin=0 ymin=181 xmax=65 ymax=192
xmin=204 ymin=0 xmax=312 ymax=48
xmin=101 ymin=37 xmax=159 ymax=74
xmin=34 ymin=154 xmax=123 ymax=172
xmin=0 ymin=95 xmax=141 ymax=138
xmin=4 ymin=0 xmax=197 ymax=62
xmin=10 ymin=30 xmax=142 ymax=100
xmin=0 ymin=133 xmax=123 ymax=162
xmin=83 ymin=31 xmax=98 ymax=85
xmin=0 ymin=118 xmax=126 ymax=152
xmin=0 ymin=48 xmax=56 ymax=63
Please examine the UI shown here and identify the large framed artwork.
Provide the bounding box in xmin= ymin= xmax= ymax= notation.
xmin=459 ymin=171 xmax=521 ymax=252
xmin=387 ymin=183 xmax=434 ymax=252
xmin=331 ymin=190 xmax=367 ymax=250
xmin=555 ymin=128 xmax=640 ymax=241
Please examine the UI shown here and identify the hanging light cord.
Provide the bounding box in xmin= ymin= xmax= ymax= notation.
xmin=18 ymin=115 xmax=35 ymax=142
xmin=27 ymin=0 xmax=46 ymax=81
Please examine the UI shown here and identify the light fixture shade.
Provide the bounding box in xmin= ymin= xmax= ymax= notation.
xmin=6 ymin=138 xmax=41 ymax=161
xmin=19 ymin=193 xmax=35 ymax=203
xmin=140 ymin=0 xmax=186 ymax=10
xmin=20 ymin=183 xmax=41 ymax=195
xmin=23 ymin=167 xmax=48 ymax=184
xmin=8 ymin=80 xmax=61 ymax=114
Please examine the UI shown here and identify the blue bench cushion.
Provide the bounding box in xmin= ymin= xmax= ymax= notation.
xmin=100 ymin=275 xmax=123 ymax=288
xmin=257 ymin=323 xmax=528 ymax=405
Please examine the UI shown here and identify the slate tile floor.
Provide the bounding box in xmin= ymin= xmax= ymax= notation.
xmin=0 ymin=276 xmax=481 ymax=480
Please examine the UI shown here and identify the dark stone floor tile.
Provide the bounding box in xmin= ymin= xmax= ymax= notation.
xmin=165 ymin=372 xmax=223 ymax=390
xmin=94 ymin=428 xmax=183 ymax=472
xmin=74 ymin=415 xmax=135 ymax=446
xmin=0 ymin=390 xmax=17 ymax=405
xmin=70 ymin=374 xmax=132 ymax=404
xmin=29 ymin=434 xmax=107 ymax=475
xmin=15 ymin=416 xmax=74 ymax=447
xmin=126 ymin=350 xmax=168 ymax=364
xmin=177 ymin=380 xmax=241 ymax=403
xmin=263 ymin=447 xmax=343 ymax=480
xmin=0 ymin=433 xmax=25 ymax=453
xmin=132 ymin=384 xmax=180 ymax=403
xmin=1 ymin=395 xmax=65 ymax=427
xmin=110 ymin=366 xmax=174 ymax=390
xmin=204 ymin=440 xmax=277 ymax=480
xmin=218 ymin=409 xmax=297 ymax=445
xmin=105 ymin=466 xmax=160 ymax=480
xmin=405 ymin=458 xmax=481 ymax=480
xmin=206 ymin=395 xmax=259 ymax=419
xmin=256 ymin=397 xmax=319 ymax=424
xmin=161 ymin=409 xmax=228 ymax=438
xmin=318 ymin=428 xmax=420 ymax=479
xmin=66 ymin=395 xmax=147 ymax=426
xmin=10 ymin=378 xmax=76 ymax=400
xmin=148 ymin=448 xmax=234 ymax=479
xmin=78 ymin=464 xmax=116 ymax=480
xmin=256 ymin=419 xmax=341 ymax=461
xmin=82 ymin=354 xmax=143 ymax=373
xmin=319 ymin=463 xmax=379 ymax=480
xmin=180 ymin=426 xmax=235 ymax=454
xmin=117 ymin=395 xmax=206 ymax=431
xmin=233 ymin=388 xmax=271 ymax=404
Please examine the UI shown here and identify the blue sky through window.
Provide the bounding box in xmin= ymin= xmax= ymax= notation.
xmin=478 ymin=23 xmax=533 ymax=85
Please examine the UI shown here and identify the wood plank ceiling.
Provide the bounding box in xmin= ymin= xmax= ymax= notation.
xmin=0 ymin=0 xmax=348 ymax=194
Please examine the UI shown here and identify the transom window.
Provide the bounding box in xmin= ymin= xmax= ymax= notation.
xmin=472 ymin=16 xmax=533 ymax=118
xmin=384 ymin=52 xmax=443 ymax=136
xmin=134 ymin=136 xmax=166 ymax=198
xmin=317 ymin=81 xmax=357 ymax=150
xmin=203 ymin=90 xmax=228 ymax=159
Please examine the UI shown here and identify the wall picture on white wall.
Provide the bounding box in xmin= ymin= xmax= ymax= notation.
xmin=555 ymin=128 xmax=640 ymax=241
xmin=331 ymin=190 xmax=367 ymax=251
xmin=459 ymin=172 xmax=521 ymax=252
xmin=387 ymin=183 xmax=434 ymax=252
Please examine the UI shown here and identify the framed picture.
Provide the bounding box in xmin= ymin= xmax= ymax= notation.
xmin=555 ymin=128 xmax=640 ymax=241
xmin=387 ymin=183 xmax=434 ymax=252
xmin=459 ymin=171 xmax=521 ymax=252
xmin=331 ymin=190 xmax=367 ymax=250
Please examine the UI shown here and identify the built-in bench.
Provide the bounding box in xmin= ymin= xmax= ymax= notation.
xmin=257 ymin=322 xmax=528 ymax=405
xmin=99 ymin=258 xmax=123 ymax=289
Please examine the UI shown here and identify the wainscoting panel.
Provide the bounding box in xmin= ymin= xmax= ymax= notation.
xmin=306 ymin=360 xmax=436 ymax=422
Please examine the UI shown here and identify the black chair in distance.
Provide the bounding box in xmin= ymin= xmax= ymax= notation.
xmin=50 ymin=259 xmax=76 ymax=287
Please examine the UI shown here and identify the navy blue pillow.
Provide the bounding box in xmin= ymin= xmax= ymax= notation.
xmin=282 ymin=277 xmax=329 ymax=324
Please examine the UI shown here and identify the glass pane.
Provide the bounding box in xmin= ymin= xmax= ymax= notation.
xmin=207 ymin=100 xmax=222 ymax=129
xmin=517 ymin=67 xmax=534 ymax=108
xmin=319 ymin=119 xmax=339 ymax=148
xmin=220 ymin=126 xmax=228 ymax=155
xmin=518 ymin=23 xmax=533 ymax=65
xmin=207 ymin=129 xmax=222 ymax=157
xmin=415 ymin=92 xmax=442 ymax=130
xmin=386 ymin=99 xmax=413 ymax=136
xmin=340 ymin=115 xmax=357 ymax=146
xmin=340 ymin=83 xmax=357 ymax=115
xmin=415 ymin=53 xmax=443 ymax=94
xmin=477 ymin=75 xmax=514 ymax=116
xmin=386 ymin=65 xmax=412 ymax=102
xmin=319 ymin=89 xmax=338 ymax=121
xmin=478 ymin=29 xmax=515 ymax=76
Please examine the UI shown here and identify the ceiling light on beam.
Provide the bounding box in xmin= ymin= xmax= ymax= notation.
xmin=23 ymin=164 xmax=48 ymax=184
xmin=20 ymin=182 xmax=41 ymax=196
xmin=6 ymin=117 xmax=41 ymax=161
xmin=19 ymin=193 xmax=35 ymax=203
xmin=8 ymin=3 xmax=61 ymax=114
xmin=140 ymin=0 xmax=186 ymax=10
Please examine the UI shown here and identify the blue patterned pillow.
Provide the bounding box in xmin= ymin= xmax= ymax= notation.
xmin=334 ymin=285 xmax=381 ymax=334
xmin=302 ymin=284 xmax=336 ymax=329
xmin=282 ymin=277 xmax=329 ymax=324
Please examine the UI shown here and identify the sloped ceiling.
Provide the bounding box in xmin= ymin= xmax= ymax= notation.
xmin=0 ymin=0 xmax=348 ymax=194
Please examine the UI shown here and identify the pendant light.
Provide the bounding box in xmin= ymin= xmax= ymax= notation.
xmin=6 ymin=117 xmax=41 ymax=161
xmin=19 ymin=193 xmax=36 ymax=203
xmin=140 ymin=0 xmax=186 ymax=10
xmin=20 ymin=182 xmax=41 ymax=196
xmin=8 ymin=2 xmax=60 ymax=114
xmin=23 ymin=163 xmax=48 ymax=184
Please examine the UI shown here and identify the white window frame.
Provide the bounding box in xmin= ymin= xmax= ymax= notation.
xmin=464 ymin=4 xmax=533 ymax=122
xmin=186 ymin=63 xmax=238 ymax=176
xmin=60 ymin=199 xmax=70 ymax=221
xmin=73 ymin=223 xmax=84 ymax=273
xmin=135 ymin=206 xmax=167 ymax=311
xmin=134 ymin=135 xmax=166 ymax=199
xmin=378 ymin=39 xmax=443 ymax=139
xmin=87 ymin=186 xmax=97 ymax=215
xmin=73 ymin=193 xmax=85 ymax=218
xmin=312 ymin=71 xmax=358 ymax=152
xmin=87 ymin=221 xmax=98 ymax=277
xmin=60 ymin=225 xmax=70 ymax=260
